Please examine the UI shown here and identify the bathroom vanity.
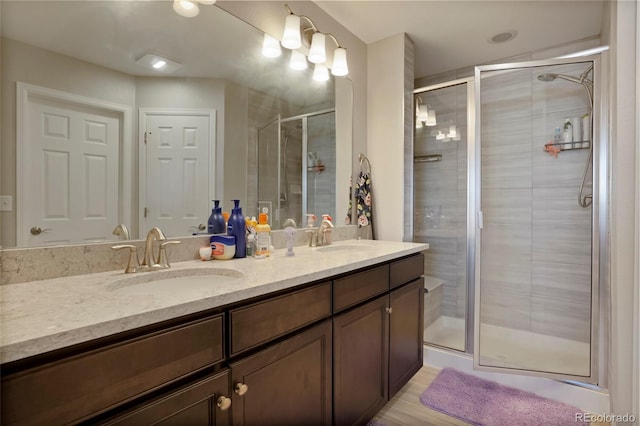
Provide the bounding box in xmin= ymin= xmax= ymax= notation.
xmin=0 ymin=240 xmax=427 ymax=426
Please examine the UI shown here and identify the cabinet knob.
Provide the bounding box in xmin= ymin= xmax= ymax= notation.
xmin=234 ymin=382 xmax=249 ymax=396
xmin=216 ymin=395 xmax=232 ymax=411
xmin=385 ymin=307 xmax=393 ymax=314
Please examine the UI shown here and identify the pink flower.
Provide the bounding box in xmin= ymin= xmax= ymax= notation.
xmin=364 ymin=193 xmax=371 ymax=206
xmin=358 ymin=214 xmax=369 ymax=226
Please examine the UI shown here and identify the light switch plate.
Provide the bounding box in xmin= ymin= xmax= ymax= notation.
xmin=0 ymin=195 xmax=13 ymax=212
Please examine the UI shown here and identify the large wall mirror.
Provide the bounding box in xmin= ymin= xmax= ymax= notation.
xmin=0 ymin=1 xmax=353 ymax=248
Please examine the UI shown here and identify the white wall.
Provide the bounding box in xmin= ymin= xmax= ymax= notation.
xmin=604 ymin=0 xmax=639 ymax=421
xmin=366 ymin=34 xmax=410 ymax=241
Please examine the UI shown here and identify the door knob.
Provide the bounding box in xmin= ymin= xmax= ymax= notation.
xmin=190 ymin=224 xmax=206 ymax=231
xmin=216 ymin=395 xmax=232 ymax=411
xmin=30 ymin=226 xmax=52 ymax=235
xmin=234 ymin=382 xmax=249 ymax=396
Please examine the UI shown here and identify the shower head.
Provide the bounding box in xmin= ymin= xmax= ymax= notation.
xmin=537 ymin=73 xmax=584 ymax=84
xmin=536 ymin=64 xmax=594 ymax=107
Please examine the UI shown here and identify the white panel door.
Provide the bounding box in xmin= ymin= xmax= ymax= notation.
xmin=22 ymin=97 xmax=120 ymax=246
xmin=143 ymin=113 xmax=213 ymax=237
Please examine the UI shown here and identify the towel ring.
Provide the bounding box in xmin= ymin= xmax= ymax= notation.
xmin=358 ymin=153 xmax=371 ymax=174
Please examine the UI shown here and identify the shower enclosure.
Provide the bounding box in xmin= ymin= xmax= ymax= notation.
xmin=256 ymin=109 xmax=336 ymax=229
xmin=414 ymin=55 xmax=605 ymax=384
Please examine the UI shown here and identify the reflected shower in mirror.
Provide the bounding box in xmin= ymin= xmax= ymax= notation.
xmin=0 ymin=1 xmax=353 ymax=248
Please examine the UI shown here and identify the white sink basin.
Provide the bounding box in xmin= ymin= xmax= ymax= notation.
xmin=108 ymin=268 xmax=243 ymax=295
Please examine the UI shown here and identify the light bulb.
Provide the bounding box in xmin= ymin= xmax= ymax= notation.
xmin=173 ymin=0 xmax=199 ymax=17
xmin=447 ymin=124 xmax=457 ymax=138
xmin=331 ymin=47 xmax=349 ymax=76
xmin=308 ymin=33 xmax=326 ymax=64
xmin=281 ymin=14 xmax=301 ymax=49
xmin=262 ymin=34 xmax=282 ymax=58
xmin=289 ymin=50 xmax=308 ymax=70
xmin=426 ymin=108 xmax=437 ymax=126
xmin=197 ymin=0 xmax=216 ymax=4
xmin=313 ymin=63 xmax=330 ymax=82
xmin=152 ymin=60 xmax=166 ymax=69
xmin=417 ymin=104 xmax=429 ymax=121
xmin=436 ymin=130 xmax=445 ymax=140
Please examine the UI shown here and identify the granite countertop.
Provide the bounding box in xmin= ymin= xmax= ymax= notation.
xmin=0 ymin=239 xmax=428 ymax=364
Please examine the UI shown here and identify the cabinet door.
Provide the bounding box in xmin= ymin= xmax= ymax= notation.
xmin=333 ymin=295 xmax=389 ymax=426
xmin=102 ymin=370 xmax=230 ymax=426
xmin=389 ymin=278 xmax=424 ymax=397
xmin=230 ymin=320 xmax=332 ymax=426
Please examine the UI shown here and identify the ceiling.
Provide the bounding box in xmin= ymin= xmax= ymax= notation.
xmin=314 ymin=0 xmax=604 ymax=78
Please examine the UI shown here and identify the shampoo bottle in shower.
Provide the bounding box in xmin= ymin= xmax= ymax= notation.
xmin=208 ymin=200 xmax=226 ymax=234
xmin=227 ymin=199 xmax=246 ymax=258
xmin=562 ymin=118 xmax=573 ymax=149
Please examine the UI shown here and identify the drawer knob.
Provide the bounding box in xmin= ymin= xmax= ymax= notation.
xmin=216 ymin=395 xmax=232 ymax=411
xmin=385 ymin=307 xmax=393 ymax=314
xmin=234 ymin=382 xmax=249 ymax=396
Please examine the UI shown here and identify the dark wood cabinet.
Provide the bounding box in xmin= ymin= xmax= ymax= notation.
xmin=333 ymin=295 xmax=389 ymax=426
xmin=1 ymin=315 xmax=224 ymax=426
xmin=1 ymin=251 xmax=426 ymax=426
xmin=102 ymin=370 xmax=231 ymax=426
xmin=389 ymin=277 xmax=424 ymax=397
xmin=230 ymin=320 xmax=332 ymax=426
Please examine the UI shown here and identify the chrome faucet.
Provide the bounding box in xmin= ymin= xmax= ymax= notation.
xmin=141 ymin=227 xmax=166 ymax=269
xmin=316 ymin=217 xmax=334 ymax=246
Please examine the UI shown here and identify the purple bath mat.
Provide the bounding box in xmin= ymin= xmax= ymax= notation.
xmin=420 ymin=368 xmax=583 ymax=426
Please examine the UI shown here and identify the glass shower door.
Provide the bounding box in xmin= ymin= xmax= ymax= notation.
xmin=414 ymin=81 xmax=470 ymax=352
xmin=474 ymin=57 xmax=601 ymax=382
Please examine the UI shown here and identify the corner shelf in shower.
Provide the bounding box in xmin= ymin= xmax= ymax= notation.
xmin=307 ymin=165 xmax=325 ymax=173
xmin=543 ymin=140 xmax=590 ymax=151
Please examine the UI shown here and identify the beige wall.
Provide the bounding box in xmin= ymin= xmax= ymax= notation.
xmin=366 ymin=34 xmax=412 ymax=241
xmin=605 ymin=0 xmax=639 ymax=421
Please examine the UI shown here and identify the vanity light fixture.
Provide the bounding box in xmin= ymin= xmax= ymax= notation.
xmin=172 ymin=0 xmax=216 ymax=18
xmin=280 ymin=4 xmax=349 ymax=77
xmin=262 ymin=34 xmax=282 ymax=58
xmin=436 ymin=130 xmax=446 ymax=141
xmin=447 ymin=124 xmax=457 ymax=139
xmin=136 ymin=53 xmax=182 ymax=73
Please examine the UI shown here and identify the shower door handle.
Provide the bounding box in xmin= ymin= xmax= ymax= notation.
xmin=478 ymin=211 xmax=484 ymax=229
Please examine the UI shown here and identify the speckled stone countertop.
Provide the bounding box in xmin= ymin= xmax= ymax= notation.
xmin=1 ymin=239 xmax=428 ymax=364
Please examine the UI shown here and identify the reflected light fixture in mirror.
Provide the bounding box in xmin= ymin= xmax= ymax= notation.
xmin=136 ymin=53 xmax=182 ymax=73
xmin=279 ymin=4 xmax=349 ymax=77
xmin=262 ymin=34 xmax=282 ymax=58
xmin=313 ymin=63 xmax=330 ymax=82
xmin=172 ymin=0 xmax=216 ymax=18
xmin=289 ymin=50 xmax=308 ymax=70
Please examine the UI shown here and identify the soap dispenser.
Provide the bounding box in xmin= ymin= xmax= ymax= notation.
xmin=227 ymin=200 xmax=246 ymax=258
xmin=208 ymin=200 xmax=226 ymax=234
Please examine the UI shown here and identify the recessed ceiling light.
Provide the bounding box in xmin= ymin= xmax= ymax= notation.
xmin=488 ymin=30 xmax=518 ymax=44
xmin=136 ymin=53 xmax=182 ymax=73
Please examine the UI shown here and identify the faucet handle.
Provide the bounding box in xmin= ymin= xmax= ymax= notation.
xmin=111 ymin=244 xmax=138 ymax=273
xmin=157 ymin=240 xmax=181 ymax=268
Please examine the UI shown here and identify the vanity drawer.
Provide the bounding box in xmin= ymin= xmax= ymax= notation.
xmin=390 ymin=253 xmax=424 ymax=289
xmin=1 ymin=315 xmax=224 ymax=426
xmin=230 ymin=282 xmax=331 ymax=356
xmin=333 ymin=264 xmax=389 ymax=313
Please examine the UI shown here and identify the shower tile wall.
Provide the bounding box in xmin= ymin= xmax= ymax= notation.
xmin=480 ymin=63 xmax=592 ymax=343
xmin=414 ymin=83 xmax=468 ymax=321
xmin=306 ymin=113 xmax=336 ymax=220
